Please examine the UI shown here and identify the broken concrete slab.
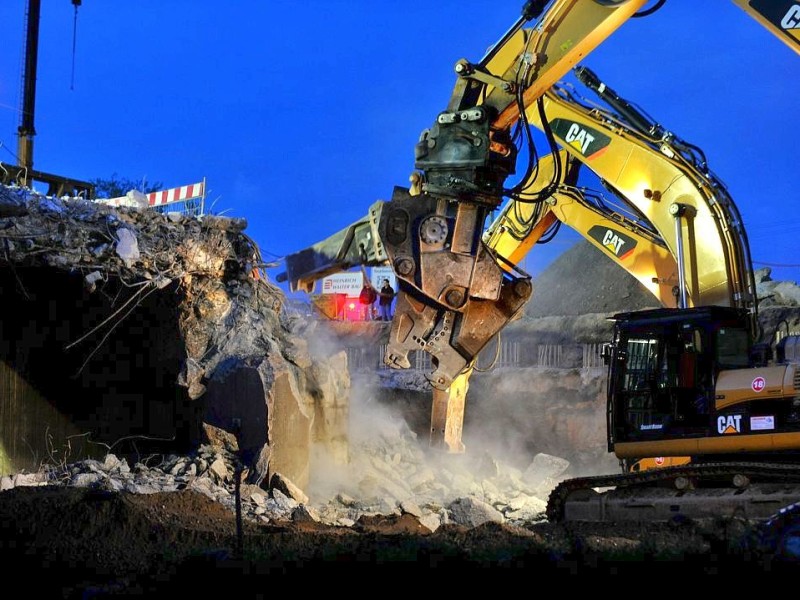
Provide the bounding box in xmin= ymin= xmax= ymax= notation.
xmin=0 ymin=184 xmax=350 ymax=499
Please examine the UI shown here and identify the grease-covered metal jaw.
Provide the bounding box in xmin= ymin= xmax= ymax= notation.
xmin=385 ymin=270 xmax=532 ymax=391
xmin=376 ymin=185 xmax=533 ymax=389
xmin=378 ymin=186 xmax=505 ymax=308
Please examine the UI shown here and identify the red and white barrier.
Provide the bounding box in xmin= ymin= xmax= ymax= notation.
xmin=147 ymin=181 xmax=205 ymax=206
xmin=98 ymin=179 xmax=206 ymax=211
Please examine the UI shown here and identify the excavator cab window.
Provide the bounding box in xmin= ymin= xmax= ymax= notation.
xmin=617 ymin=336 xmax=669 ymax=434
xmin=612 ymin=320 xmax=714 ymax=443
xmin=717 ymin=327 xmax=750 ymax=369
xmin=622 ymin=338 xmax=659 ymax=393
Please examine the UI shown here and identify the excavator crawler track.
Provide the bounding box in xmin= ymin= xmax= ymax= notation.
xmin=546 ymin=462 xmax=800 ymax=523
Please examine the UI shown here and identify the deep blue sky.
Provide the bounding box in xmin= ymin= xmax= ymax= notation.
xmin=2 ymin=1 xmax=798 ymax=298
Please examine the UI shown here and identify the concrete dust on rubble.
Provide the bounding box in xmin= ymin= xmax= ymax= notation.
xmin=302 ymin=370 xmax=598 ymax=529
xmin=293 ymin=306 xmax=625 ymax=527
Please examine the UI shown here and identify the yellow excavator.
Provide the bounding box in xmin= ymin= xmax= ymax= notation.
xmin=276 ymin=0 xmax=800 ymax=529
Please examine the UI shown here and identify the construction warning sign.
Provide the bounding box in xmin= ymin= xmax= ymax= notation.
xmin=321 ymin=272 xmax=364 ymax=296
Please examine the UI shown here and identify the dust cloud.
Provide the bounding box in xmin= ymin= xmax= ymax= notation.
xmin=464 ymin=367 xmax=622 ymax=478
xmin=304 ymin=368 xmax=617 ymax=516
xmin=293 ymin=314 xmax=620 ymax=516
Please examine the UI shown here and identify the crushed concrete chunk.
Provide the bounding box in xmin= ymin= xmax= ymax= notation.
xmin=84 ymin=270 xmax=103 ymax=292
xmin=70 ymin=473 xmax=103 ymax=487
xmin=267 ymin=488 xmax=297 ymax=517
xmin=114 ymin=227 xmax=140 ymax=267
xmin=270 ymin=472 xmax=309 ymax=505
xmin=522 ymin=453 xmax=571 ymax=486
xmin=291 ymin=505 xmax=320 ymax=523
xmin=208 ymin=456 xmax=229 ymax=482
xmin=419 ymin=514 xmax=441 ymax=532
xmin=399 ymin=499 xmax=423 ymax=517
xmin=447 ymin=496 xmax=504 ymax=527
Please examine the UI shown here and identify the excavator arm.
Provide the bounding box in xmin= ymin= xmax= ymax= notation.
xmin=279 ymin=200 xmax=388 ymax=294
xmin=482 ymin=150 xmax=679 ymax=308
xmin=535 ymin=71 xmax=758 ymax=316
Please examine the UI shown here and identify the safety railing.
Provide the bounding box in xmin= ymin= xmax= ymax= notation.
xmin=347 ymin=341 xmax=609 ymax=373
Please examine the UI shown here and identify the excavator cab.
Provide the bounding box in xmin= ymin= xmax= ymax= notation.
xmin=606 ymin=306 xmax=753 ymax=459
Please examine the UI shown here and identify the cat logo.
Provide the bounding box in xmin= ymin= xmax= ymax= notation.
xmin=549 ymin=119 xmax=611 ymax=160
xmin=588 ymin=225 xmax=637 ymax=260
xmin=717 ymin=414 xmax=742 ymax=435
xmin=749 ymin=0 xmax=800 ymax=42
xmin=782 ymin=5 xmax=800 ymax=30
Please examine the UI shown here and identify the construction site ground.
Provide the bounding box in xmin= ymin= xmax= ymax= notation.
xmin=1 ymin=482 xmax=796 ymax=598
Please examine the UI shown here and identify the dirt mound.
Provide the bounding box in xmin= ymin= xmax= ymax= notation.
xmin=526 ymin=241 xmax=659 ymax=317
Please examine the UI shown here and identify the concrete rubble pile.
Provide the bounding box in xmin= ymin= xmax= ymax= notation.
xmin=1 ymin=412 xmax=569 ymax=531
xmin=0 ymin=184 xmax=349 ymax=493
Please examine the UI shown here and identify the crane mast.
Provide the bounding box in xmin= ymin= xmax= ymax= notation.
xmin=16 ymin=0 xmax=41 ymax=173
xmin=4 ymin=0 xmax=94 ymax=199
